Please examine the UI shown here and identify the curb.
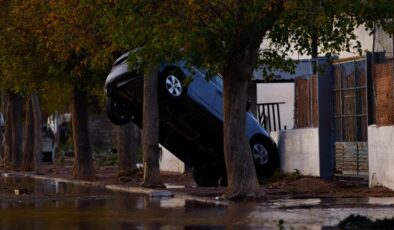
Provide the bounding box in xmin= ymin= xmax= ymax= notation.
xmin=1 ymin=172 xmax=226 ymax=205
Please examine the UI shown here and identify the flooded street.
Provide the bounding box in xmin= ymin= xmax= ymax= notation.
xmin=0 ymin=175 xmax=254 ymax=229
xmin=2 ymin=175 xmax=394 ymax=229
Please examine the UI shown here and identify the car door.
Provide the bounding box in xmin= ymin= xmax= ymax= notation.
xmin=188 ymin=68 xmax=222 ymax=119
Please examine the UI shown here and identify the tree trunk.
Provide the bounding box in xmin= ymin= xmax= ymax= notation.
xmin=117 ymin=122 xmax=139 ymax=178
xmin=2 ymin=93 xmax=12 ymax=171
xmin=0 ymin=115 xmax=3 ymax=164
xmin=11 ymin=93 xmax=23 ymax=170
xmin=222 ymin=57 xmax=261 ymax=200
xmin=31 ymin=91 xmax=43 ymax=174
xmin=0 ymin=94 xmax=4 ymax=162
xmin=71 ymin=86 xmax=95 ymax=179
xmin=141 ymin=65 xmax=163 ymax=187
xmin=22 ymin=96 xmax=34 ymax=171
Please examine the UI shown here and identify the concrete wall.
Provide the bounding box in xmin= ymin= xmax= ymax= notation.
xmin=368 ymin=125 xmax=394 ymax=190
xmin=256 ymin=83 xmax=295 ymax=130
xmin=159 ymin=145 xmax=185 ymax=173
xmin=271 ymin=128 xmax=320 ymax=176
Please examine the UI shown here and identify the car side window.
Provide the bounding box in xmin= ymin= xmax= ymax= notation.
xmin=211 ymin=75 xmax=223 ymax=89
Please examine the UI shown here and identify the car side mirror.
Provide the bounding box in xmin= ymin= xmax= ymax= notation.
xmin=246 ymin=100 xmax=252 ymax=112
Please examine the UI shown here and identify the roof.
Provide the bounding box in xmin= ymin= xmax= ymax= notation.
xmin=253 ymin=57 xmax=328 ymax=81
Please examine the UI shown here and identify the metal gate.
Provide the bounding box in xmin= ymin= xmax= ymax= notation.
xmin=257 ymin=102 xmax=285 ymax=132
xmin=332 ymin=58 xmax=368 ymax=178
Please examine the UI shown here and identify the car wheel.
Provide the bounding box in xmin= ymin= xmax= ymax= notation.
xmin=250 ymin=136 xmax=278 ymax=177
xmin=192 ymin=164 xmax=221 ymax=187
xmin=106 ymin=97 xmax=132 ymax=125
xmin=159 ymin=68 xmax=187 ymax=98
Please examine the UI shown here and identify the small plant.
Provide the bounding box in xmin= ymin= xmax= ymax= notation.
xmin=55 ymin=155 xmax=66 ymax=166
xmin=293 ymin=169 xmax=300 ymax=176
xmin=278 ymin=219 xmax=285 ymax=230
xmin=93 ymin=145 xmax=118 ymax=167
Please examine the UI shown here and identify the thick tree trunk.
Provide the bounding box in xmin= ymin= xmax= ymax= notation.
xmin=11 ymin=93 xmax=23 ymax=170
xmin=0 ymin=115 xmax=3 ymax=163
xmin=71 ymin=86 xmax=95 ymax=179
xmin=0 ymin=95 xmax=4 ymax=162
xmin=31 ymin=91 xmax=43 ymax=174
xmin=2 ymin=93 xmax=12 ymax=170
xmin=117 ymin=122 xmax=139 ymax=178
xmin=222 ymin=57 xmax=261 ymax=200
xmin=141 ymin=65 xmax=163 ymax=187
xmin=22 ymin=96 xmax=34 ymax=171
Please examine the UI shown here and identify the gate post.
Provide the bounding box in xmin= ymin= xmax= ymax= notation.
xmin=317 ymin=57 xmax=334 ymax=179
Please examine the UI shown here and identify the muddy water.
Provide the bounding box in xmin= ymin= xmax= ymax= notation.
xmin=0 ymin=175 xmax=256 ymax=229
xmin=2 ymin=175 xmax=394 ymax=229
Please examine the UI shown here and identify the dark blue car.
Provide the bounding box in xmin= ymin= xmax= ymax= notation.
xmin=105 ymin=52 xmax=279 ymax=186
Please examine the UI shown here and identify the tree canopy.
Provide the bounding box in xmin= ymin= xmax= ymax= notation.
xmin=1 ymin=0 xmax=393 ymax=198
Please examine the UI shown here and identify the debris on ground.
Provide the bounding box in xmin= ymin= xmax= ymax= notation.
xmin=26 ymin=164 xmax=394 ymax=199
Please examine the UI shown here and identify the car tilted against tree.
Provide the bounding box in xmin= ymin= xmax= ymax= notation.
xmin=104 ymin=52 xmax=279 ymax=186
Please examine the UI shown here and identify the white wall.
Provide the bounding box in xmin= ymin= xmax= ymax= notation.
xmin=368 ymin=125 xmax=394 ymax=190
xmin=261 ymin=25 xmax=373 ymax=60
xmin=159 ymin=145 xmax=185 ymax=173
xmin=271 ymin=128 xmax=320 ymax=176
xmin=256 ymin=83 xmax=294 ymax=130
xmin=340 ymin=25 xmax=373 ymax=58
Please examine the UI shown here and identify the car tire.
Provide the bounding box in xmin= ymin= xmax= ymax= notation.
xmin=106 ymin=97 xmax=132 ymax=125
xmin=159 ymin=68 xmax=187 ymax=99
xmin=250 ymin=136 xmax=279 ymax=178
xmin=192 ymin=164 xmax=221 ymax=187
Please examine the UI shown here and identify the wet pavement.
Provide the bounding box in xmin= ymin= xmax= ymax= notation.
xmin=2 ymin=175 xmax=394 ymax=229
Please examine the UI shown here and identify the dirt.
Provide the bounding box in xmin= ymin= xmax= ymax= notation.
xmin=14 ymin=163 xmax=394 ymax=199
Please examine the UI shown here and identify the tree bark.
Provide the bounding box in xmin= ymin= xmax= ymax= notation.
xmin=222 ymin=57 xmax=261 ymax=200
xmin=11 ymin=93 xmax=23 ymax=170
xmin=0 ymin=115 xmax=3 ymax=163
xmin=71 ymin=85 xmax=95 ymax=179
xmin=2 ymin=93 xmax=12 ymax=171
xmin=31 ymin=91 xmax=43 ymax=174
xmin=117 ymin=122 xmax=139 ymax=178
xmin=0 ymin=94 xmax=4 ymax=163
xmin=22 ymin=96 xmax=34 ymax=171
xmin=141 ymin=65 xmax=163 ymax=187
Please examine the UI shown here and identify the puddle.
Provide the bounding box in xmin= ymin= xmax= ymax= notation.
xmin=164 ymin=184 xmax=186 ymax=189
xmin=0 ymin=175 xmax=250 ymax=229
xmin=3 ymin=174 xmax=394 ymax=229
xmin=270 ymin=197 xmax=394 ymax=209
xmin=272 ymin=198 xmax=321 ymax=208
xmin=368 ymin=197 xmax=394 ymax=206
xmin=160 ymin=197 xmax=186 ymax=208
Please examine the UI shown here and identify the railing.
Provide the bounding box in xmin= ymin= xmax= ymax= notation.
xmin=257 ymin=102 xmax=285 ymax=132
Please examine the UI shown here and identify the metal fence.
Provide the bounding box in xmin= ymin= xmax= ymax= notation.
xmin=257 ymin=102 xmax=285 ymax=132
xmin=332 ymin=58 xmax=368 ymax=142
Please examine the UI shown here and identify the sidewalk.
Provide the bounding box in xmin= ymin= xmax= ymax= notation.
xmin=3 ymin=164 xmax=394 ymax=201
xmin=1 ymin=169 xmax=228 ymax=205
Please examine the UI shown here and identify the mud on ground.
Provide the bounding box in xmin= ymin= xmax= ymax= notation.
xmin=35 ymin=164 xmax=394 ymax=199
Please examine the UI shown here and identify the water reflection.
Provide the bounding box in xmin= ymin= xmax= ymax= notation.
xmin=3 ymin=175 xmax=394 ymax=229
xmin=0 ymin=176 xmax=256 ymax=229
